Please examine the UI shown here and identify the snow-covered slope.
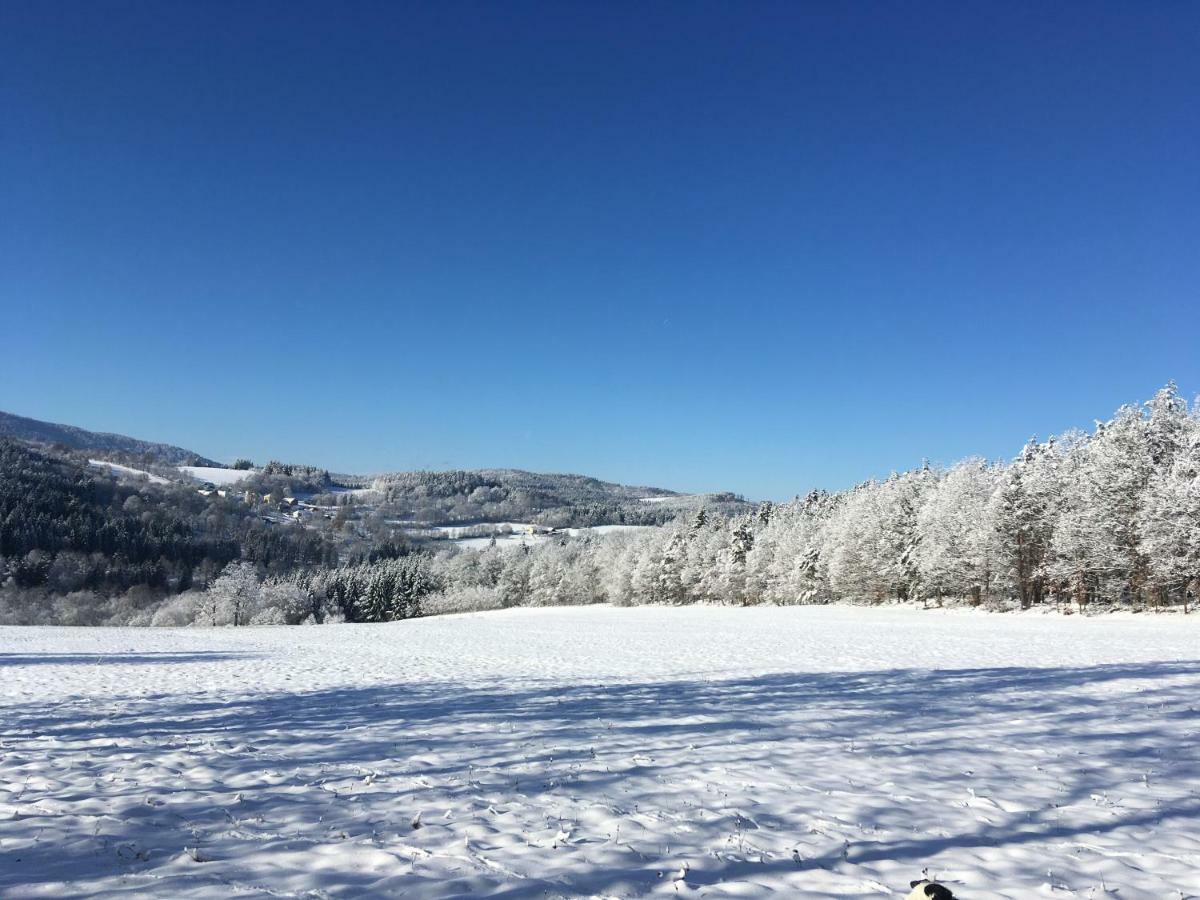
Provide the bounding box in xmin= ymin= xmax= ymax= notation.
xmin=2 ymin=606 xmax=1198 ymax=898
xmin=177 ymin=465 xmax=255 ymax=485
xmin=566 ymin=524 xmax=652 ymax=536
xmin=88 ymin=459 xmax=170 ymax=484
xmin=452 ymin=533 xmax=552 ymax=550
xmin=451 ymin=524 xmax=653 ymax=550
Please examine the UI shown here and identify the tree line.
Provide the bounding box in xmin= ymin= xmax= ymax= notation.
xmin=416 ymin=383 xmax=1200 ymax=615
xmin=6 ymin=384 xmax=1200 ymax=625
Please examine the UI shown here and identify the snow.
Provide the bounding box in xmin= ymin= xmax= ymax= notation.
xmin=401 ymin=523 xmax=550 ymax=551
xmin=454 ymin=534 xmax=550 ymax=550
xmin=3 ymin=606 xmax=1200 ymax=898
xmin=566 ymin=524 xmax=653 ymax=537
xmin=415 ymin=523 xmax=653 ymax=550
xmin=432 ymin=522 xmax=545 ymax=538
xmin=638 ymin=496 xmax=674 ymax=503
xmin=450 ymin=525 xmax=652 ymax=550
xmin=331 ymin=486 xmax=381 ymax=498
xmin=177 ymin=466 xmax=255 ymax=485
xmin=88 ymin=459 xmax=170 ymax=485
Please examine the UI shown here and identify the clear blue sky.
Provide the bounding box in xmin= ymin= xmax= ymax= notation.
xmin=2 ymin=2 xmax=1198 ymax=500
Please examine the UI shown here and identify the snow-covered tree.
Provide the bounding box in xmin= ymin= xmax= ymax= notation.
xmin=915 ymin=460 xmax=1002 ymax=604
xmin=1049 ymin=409 xmax=1149 ymax=608
xmin=203 ymin=561 xmax=260 ymax=626
xmin=1138 ymin=425 xmax=1200 ymax=610
xmin=991 ymin=437 xmax=1063 ymax=608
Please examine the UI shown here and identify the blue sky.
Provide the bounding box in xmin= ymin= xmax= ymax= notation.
xmin=2 ymin=2 xmax=1198 ymax=500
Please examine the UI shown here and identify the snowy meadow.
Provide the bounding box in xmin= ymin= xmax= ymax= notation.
xmin=3 ymin=606 xmax=1199 ymax=899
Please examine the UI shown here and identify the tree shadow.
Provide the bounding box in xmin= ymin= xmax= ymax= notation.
xmin=2 ymin=658 xmax=1199 ymax=897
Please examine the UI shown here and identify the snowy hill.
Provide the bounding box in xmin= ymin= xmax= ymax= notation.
xmin=368 ymin=467 xmax=750 ymax=527
xmin=87 ymin=459 xmax=170 ymax=484
xmin=0 ymin=411 xmax=749 ymax=529
xmin=177 ymin=465 xmax=256 ymax=485
xmin=0 ymin=409 xmax=217 ymax=466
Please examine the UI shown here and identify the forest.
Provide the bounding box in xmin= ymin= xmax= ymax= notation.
xmin=0 ymin=440 xmax=339 ymax=624
xmin=364 ymin=467 xmax=746 ymax=527
xmin=3 ymin=384 xmax=1199 ymax=625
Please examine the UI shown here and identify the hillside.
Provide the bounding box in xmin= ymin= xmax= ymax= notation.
xmin=0 ymin=410 xmax=218 ymax=467
xmin=0 ymin=409 xmax=745 ymax=529
xmin=368 ymin=467 xmax=749 ymax=527
xmin=0 ymin=438 xmax=338 ymax=619
xmin=0 ymin=418 xmax=752 ymax=621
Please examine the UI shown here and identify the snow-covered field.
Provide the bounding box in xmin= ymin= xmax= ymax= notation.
xmin=453 ymin=525 xmax=653 ymax=550
xmin=565 ymin=525 xmax=652 ymax=537
xmin=88 ymin=460 xmax=170 ymax=485
xmin=432 ymin=523 xmax=546 ymax=539
xmin=177 ymin=466 xmax=254 ymax=485
xmin=2 ymin=606 xmax=1199 ymax=898
xmin=330 ymin=486 xmax=382 ymax=499
xmin=453 ymin=533 xmax=550 ymax=550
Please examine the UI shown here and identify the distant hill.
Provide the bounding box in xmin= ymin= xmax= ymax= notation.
xmin=375 ymin=467 xmax=678 ymax=503
xmin=0 ymin=409 xmax=752 ymax=527
xmin=368 ymin=467 xmax=750 ymax=527
xmin=0 ymin=410 xmax=218 ymax=467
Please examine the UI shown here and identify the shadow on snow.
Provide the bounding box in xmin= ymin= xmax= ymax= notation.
xmin=2 ymin=656 xmax=1198 ymax=896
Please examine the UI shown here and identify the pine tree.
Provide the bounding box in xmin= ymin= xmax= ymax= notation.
xmin=658 ymin=529 xmax=687 ymax=604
